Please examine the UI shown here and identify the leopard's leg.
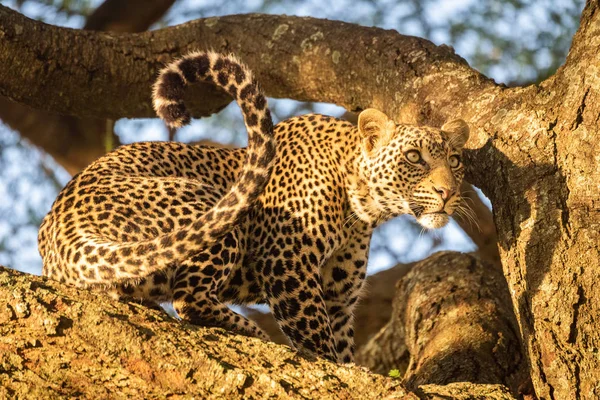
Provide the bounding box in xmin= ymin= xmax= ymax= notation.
xmin=171 ymin=231 xmax=268 ymax=340
xmin=321 ymin=235 xmax=370 ymax=363
xmin=255 ymin=239 xmax=338 ymax=362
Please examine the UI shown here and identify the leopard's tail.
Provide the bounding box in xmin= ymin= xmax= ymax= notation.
xmin=57 ymin=52 xmax=275 ymax=285
xmin=150 ymin=51 xmax=276 ymax=247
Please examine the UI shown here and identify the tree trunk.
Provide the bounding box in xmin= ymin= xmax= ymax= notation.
xmin=1 ymin=2 xmax=598 ymax=398
xmin=463 ymin=3 xmax=600 ymax=397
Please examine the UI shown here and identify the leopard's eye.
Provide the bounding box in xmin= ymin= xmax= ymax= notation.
xmin=449 ymin=155 xmax=461 ymax=168
xmin=405 ymin=150 xmax=422 ymax=164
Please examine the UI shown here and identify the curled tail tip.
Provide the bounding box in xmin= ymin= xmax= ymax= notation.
xmin=154 ymin=99 xmax=192 ymax=128
xmin=153 ymin=65 xmax=191 ymax=128
xmin=152 ymin=50 xmax=258 ymax=128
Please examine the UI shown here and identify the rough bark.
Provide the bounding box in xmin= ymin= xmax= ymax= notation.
xmin=0 ymin=266 xmax=517 ymax=399
xmin=466 ymin=3 xmax=600 ymax=398
xmin=1 ymin=2 xmax=598 ymax=398
xmin=355 ymin=252 xmax=530 ymax=397
xmin=0 ymin=0 xmax=175 ymax=174
xmin=415 ymin=383 xmax=516 ymax=400
xmin=0 ymin=5 xmax=491 ymax=120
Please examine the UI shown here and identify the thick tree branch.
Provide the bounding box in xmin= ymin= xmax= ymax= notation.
xmin=0 ymin=102 xmax=107 ymax=175
xmin=0 ymin=4 xmax=495 ymax=123
xmin=1 ymin=265 xmax=520 ymax=399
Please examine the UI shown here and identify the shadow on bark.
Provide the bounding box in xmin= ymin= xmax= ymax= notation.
xmin=468 ymin=137 xmax=570 ymax=398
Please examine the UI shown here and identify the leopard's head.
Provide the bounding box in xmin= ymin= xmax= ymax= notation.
xmin=357 ymin=108 xmax=470 ymax=229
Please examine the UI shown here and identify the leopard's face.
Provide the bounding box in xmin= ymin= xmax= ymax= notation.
xmin=358 ymin=109 xmax=470 ymax=229
xmin=370 ymin=126 xmax=466 ymax=228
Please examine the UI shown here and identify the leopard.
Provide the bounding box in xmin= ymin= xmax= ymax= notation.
xmin=38 ymin=50 xmax=470 ymax=364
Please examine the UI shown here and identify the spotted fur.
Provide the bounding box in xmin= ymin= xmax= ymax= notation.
xmin=39 ymin=51 xmax=470 ymax=363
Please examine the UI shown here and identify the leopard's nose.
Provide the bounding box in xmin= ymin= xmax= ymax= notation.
xmin=434 ymin=186 xmax=456 ymax=203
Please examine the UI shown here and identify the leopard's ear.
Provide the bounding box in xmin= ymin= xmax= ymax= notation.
xmin=358 ymin=109 xmax=394 ymax=155
xmin=441 ymin=119 xmax=470 ymax=149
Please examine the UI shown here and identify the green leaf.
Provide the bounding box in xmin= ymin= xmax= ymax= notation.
xmin=388 ymin=369 xmax=401 ymax=379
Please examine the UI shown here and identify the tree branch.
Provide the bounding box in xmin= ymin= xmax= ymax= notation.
xmin=85 ymin=0 xmax=176 ymax=32
xmin=1 ymin=265 xmax=519 ymax=399
xmin=0 ymin=5 xmax=495 ymax=123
